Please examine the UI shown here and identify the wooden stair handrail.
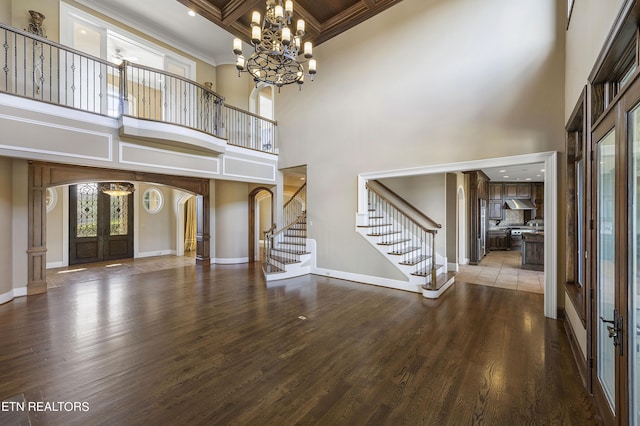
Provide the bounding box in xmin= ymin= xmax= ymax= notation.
xmin=283 ymin=183 xmax=307 ymax=210
xmin=368 ymin=180 xmax=442 ymax=230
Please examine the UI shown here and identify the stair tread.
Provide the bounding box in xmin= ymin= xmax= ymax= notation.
xmin=377 ymin=238 xmax=411 ymax=246
xmin=421 ymin=271 xmax=456 ymax=291
xmin=357 ymin=223 xmax=392 ymax=228
xmin=269 ymin=255 xmax=300 ymax=264
xmin=263 ymin=263 xmax=284 ymax=273
xmin=272 ymin=247 xmax=308 ymax=255
xmin=368 ymin=230 xmax=401 ymax=237
xmin=411 ymin=264 xmax=445 ymax=276
xmin=389 ymin=246 xmax=420 ymax=255
xmin=279 ymin=240 xmax=307 ymax=246
xmin=399 ymin=254 xmax=431 ymax=265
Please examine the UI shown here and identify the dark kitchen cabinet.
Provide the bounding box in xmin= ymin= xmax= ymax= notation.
xmin=489 ymin=183 xmax=502 ymax=200
xmin=504 ymin=184 xmax=517 ymax=198
xmin=517 ymin=183 xmax=531 ymax=198
xmin=488 ymin=201 xmax=503 ymax=220
xmin=487 ymin=230 xmax=510 ymax=250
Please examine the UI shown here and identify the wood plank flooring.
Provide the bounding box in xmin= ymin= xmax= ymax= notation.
xmin=0 ymin=260 xmax=601 ymax=425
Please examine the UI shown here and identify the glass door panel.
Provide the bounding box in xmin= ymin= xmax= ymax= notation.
xmin=630 ymin=104 xmax=640 ymax=425
xmin=597 ymin=129 xmax=616 ymax=410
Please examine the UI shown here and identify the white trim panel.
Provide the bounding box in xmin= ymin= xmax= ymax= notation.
xmin=311 ymin=267 xmax=421 ymax=294
xmin=136 ymin=250 xmax=176 ymax=258
xmin=0 ymin=113 xmax=113 ymax=161
xmin=0 ymin=287 xmax=27 ymax=305
xmin=119 ymin=142 xmax=219 ymax=175
xmin=119 ymin=115 xmax=226 ymax=154
xmin=222 ymin=156 xmax=277 ymax=182
xmin=212 ymin=257 xmax=249 ymax=264
xmin=0 ymin=93 xmax=118 ymax=128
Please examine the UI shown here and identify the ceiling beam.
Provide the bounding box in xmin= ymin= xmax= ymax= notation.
xmin=222 ymin=0 xmax=262 ymax=25
xmin=177 ymin=0 xmax=222 ymax=22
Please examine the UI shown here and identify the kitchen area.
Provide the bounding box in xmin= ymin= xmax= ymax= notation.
xmin=486 ymin=181 xmax=545 ymax=271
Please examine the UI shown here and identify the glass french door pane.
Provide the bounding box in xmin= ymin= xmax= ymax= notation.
xmin=597 ymin=129 xmax=616 ymax=411
xmin=577 ymin=159 xmax=585 ymax=287
xmin=630 ymin=104 xmax=640 ymax=425
xmin=110 ymin=195 xmax=128 ymax=236
xmin=76 ymin=183 xmax=98 ymax=237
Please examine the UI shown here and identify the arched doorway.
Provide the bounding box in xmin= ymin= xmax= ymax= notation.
xmin=27 ymin=161 xmax=210 ymax=295
xmin=248 ymin=187 xmax=274 ymax=262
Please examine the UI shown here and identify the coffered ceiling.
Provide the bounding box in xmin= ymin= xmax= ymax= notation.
xmin=177 ymin=0 xmax=406 ymax=46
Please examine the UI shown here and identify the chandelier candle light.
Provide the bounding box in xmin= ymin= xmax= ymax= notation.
xmin=233 ymin=0 xmax=316 ymax=90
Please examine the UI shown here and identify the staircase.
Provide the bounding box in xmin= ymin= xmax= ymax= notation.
xmin=356 ymin=180 xmax=454 ymax=298
xmin=262 ymin=184 xmax=314 ymax=281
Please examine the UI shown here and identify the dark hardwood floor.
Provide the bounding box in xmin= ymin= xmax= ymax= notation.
xmin=0 ymin=260 xmax=601 ymax=425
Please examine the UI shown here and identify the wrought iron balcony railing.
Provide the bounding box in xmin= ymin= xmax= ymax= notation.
xmin=0 ymin=22 xmax=277 ymax=154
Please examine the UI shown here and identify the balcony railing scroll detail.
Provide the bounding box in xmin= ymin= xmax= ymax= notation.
xmin=0 ymin=23 xmax=276 ymax=154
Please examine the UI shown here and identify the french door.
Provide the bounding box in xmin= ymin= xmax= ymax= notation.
xmin=69 ymin=183 xmax=134 ymax=265
xmin=591 ymin=75 xmax=640 ymax=425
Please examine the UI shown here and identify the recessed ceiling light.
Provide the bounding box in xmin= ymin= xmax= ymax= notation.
xmin=503 ymin=175 xmax=509 ymax=178
xmin=526 ymin=178 xmax=532 ymax=181
xmin=536 ymin=174 xmax=541 ymax=177
xmin=499 ymin=169 xmax=506 ymax=173
xmin=188 ymin=10 xmax=196 ymax=16
xmin=80 ymin=29 xmax=87 ymax=35
xmin=540 ymin=168 xmax=545 ymax=172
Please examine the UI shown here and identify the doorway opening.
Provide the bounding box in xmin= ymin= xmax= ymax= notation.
xmin=249 ymin=187 xmax=274 ymax=263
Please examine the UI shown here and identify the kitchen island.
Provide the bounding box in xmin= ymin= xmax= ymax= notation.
xmin=522 ymin=232 xmax=544 ymax=271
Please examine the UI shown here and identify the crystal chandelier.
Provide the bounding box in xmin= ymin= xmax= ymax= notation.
xmin=232 ymin=0 xmax=316 ymax=90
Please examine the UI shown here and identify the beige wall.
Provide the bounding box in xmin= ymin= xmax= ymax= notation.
xmin=216 ymin=64 xmax=252 ymax=110
xmin=379 ymin=174 xmax=447 ymax=257
xmin=276 ymin=0 xmax=566 ymax=279
xmin=11 ymin=159 xmax=28 ymax=292
xmin=0 ymin=157 xmax=13 ymax=297
xmin=215 ymin=180 xmax=249 ymax=260
xmin=0 ymin=0 xmax=10 ymax=23
xmin=46 ymin=186 xmax=64 ymax=265
xmin=564 ymin=0 xmax=626 ymax=120
xmin=9 ymin=0 xmax=59 ymax=41
xmin=137 ymin=183 xmax=174 ymax=255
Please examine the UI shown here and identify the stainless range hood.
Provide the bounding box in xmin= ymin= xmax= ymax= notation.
xmin=504 ymin=199 xmax=536 ymax=209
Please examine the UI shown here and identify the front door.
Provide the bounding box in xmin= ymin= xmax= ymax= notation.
xmin=69 ymin=183 xmax=134 ymax=265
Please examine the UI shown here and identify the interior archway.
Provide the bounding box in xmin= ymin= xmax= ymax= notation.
xmin=248 ymin=187 xmax=274 ymax=262
xmin=28 ymin=161 xmax=210 ymax=295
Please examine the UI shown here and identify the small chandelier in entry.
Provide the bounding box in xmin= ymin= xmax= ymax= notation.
xmin=99 ymin=182 xmax=135 ymax=197
xmin=232 ymin=0 xmax=316 ymax=90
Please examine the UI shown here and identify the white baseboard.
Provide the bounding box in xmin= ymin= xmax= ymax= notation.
xmin=311 ymin=267 xmax=420 ymax=294
xmin=137 ymin=250 xmax=176 ymax=258
xmin=459 ymin=257 xmax=469 ymax=265
xmin=0 ymin=287 xmax=27 ymax=305
xmin=47 ymin=261 xmax=64 ymax=269
xmin=448 ymin=262 xmax=459 ymax=272
xmin=212 ymin=257 xmax=249 ymax=264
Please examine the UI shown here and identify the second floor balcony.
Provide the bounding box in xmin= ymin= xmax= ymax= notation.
xmin=0 ymin=23 xmax=278 ymax=155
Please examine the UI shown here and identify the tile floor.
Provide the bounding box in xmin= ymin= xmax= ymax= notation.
xmin=456 ymin=250 xmax=544 ymax=294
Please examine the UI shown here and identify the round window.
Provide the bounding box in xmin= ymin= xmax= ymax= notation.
xmin=142 ymin=187 xmax=164 ymax=214
xmin=46 ymin=187 xmax=57 ymax=212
